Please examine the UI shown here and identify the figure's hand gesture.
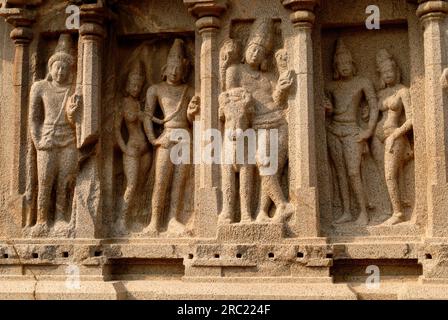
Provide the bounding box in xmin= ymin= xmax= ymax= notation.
xmin=68 ymin=94 xmax=82 ymax=117
xmin=188 ymin=96 xmax=201 ymax=119
xmin=277 ymin=70 xmax=294 ymax=92
xmin=386 ymin=130 xmax=400 ymax=153
xmin=153 ymin=134 xmax=175 ymax=149
xmin=356 ymin=129 xmax=372 ymax=143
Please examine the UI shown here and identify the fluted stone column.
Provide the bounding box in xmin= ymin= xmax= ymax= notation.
xmin=281 ymin=0 xmax=320 ymax=237
xmin=417 ymin=0 xmax=448 ymax=238
xmin=184 ymin=0 xmax=228 ymax=238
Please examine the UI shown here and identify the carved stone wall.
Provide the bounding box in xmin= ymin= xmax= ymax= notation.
xmin=0 ymin=0 xmax=448 ymax=299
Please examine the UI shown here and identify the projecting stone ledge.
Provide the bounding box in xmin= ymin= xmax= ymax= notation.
xmin=217 ymin=223 xmax=284 ymax=243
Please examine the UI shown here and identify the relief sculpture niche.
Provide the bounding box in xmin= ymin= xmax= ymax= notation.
xmin=24 ymin=34 xmax=79 ymax=238
xmin=323 ymin=33 xmax=417 ymax=232
xmin=219 ymin=18 xmax=294 ymax=225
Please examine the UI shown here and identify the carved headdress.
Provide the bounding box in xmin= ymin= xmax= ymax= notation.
xmin=376 ymin=49 xmax=396 ymax=71
xmin=333 ymin=39 xmax=357 ymax=79
xmin=163 ymin=38 xmax=190 ymax=82
xmin=334 ymin=39 xmax=352 ymax=62
xmin=128 ymin=59 xmax=146 ymax=80
xmin=48 ymin=34 xmax=75 ymax=69
xmin=167 ymin=38 xmax=187 ymax=65
xmin=376 ymin=48 xmax=400 ymax=88
xmin=247 ymin=18 xmax=274 ymax=52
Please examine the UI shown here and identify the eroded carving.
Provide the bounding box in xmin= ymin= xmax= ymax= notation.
xmin=114 ymin=59 xmax=152 ymax=234
xmin=373 ymin=49 xmax=414 ymax=226
xmin=218 ymin=87 xmax=255 ymax=224
xmin=223 ymin=18 xmax=294 ymax=225
xmin=25 ymin=34 xmax=79 ymax=237
xmin=325 ymin=39 xmax=378 ymax=226
xmin=142 ymin=39 xmax=199 ymax=236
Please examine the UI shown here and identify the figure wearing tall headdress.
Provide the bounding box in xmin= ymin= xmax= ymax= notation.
xmin=26 ymin=34 xmax=80 ymax=237
xmin=325 ymin=39 xmax=378 ymax=226
xmin=371 ymin=49 xmax=414 ymax=226
xmin=142 ymin=39 xmax=200 ymax=236
xmin=223 ymin=18 xmax=295 ymax=224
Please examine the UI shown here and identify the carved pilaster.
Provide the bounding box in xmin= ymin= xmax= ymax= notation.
xmin=281 ymin=0 xmax=320 ymax=237
xmin=0 ymin=6 xmax=35 ymax=238
xmin=184 ymin=0 xmax=228 ymax=237
xmin=78 ymin=4 xmax=106 ymax=149
xmin=73 ymin=3 xmax=107 ymax=239
xmin=0 ymin=7 xmax=34 ymax=196
xmin=417 ymin=0 xmax=448 ymax=238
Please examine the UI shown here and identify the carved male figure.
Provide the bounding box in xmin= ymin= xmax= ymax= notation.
xmin=325 ymin=39 xmax=378 ymax=226
xmin=28 ymin=34 xmax=79 ymax=236
xmin=143 ymin=39 xmax=200 ymax=235
xmin=114 ymin=59 xmax=152 ymax=233
xmin=226 ymin=18 xmax=294 ymax=224
xmin=218 ymin=88 xmax=256 ymax=224
xmin=372 ymin=49 xmax=414 ymax=226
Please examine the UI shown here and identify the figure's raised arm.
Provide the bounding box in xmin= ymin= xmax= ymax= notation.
xmin=143 ymin=85 xmax=158 ymax=144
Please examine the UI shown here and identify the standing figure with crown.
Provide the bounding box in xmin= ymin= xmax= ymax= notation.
xmin=325 ymin=39 xmax=378 ymax=226
xmin=26 ymin=34 xmax=79 ymax=237
xmin=224 ymin=18 xmax=294 ymax=224
xmin=372 ymin=49 xmax=414 ymax=226
xmin=114 ymin=59 xmax=152 ymax=234
xmin=142 ymin=39 xmax=200 ymax=236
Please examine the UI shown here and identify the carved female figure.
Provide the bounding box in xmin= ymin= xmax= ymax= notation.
xmin=225 ymin=18 xmax=294 ymax=224
xmin=114 ymin=60 xmax=152 ymax=233
xmin=372 ymin=49 xmax=414 ymax=226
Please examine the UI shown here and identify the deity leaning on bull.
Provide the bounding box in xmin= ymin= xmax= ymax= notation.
xmin=219 ymin=18 xmax=294 ymax=225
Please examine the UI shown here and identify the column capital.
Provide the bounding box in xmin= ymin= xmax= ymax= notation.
xmin=184 ymin=0 xmax=228 ymax=33
xmin=0 ymin=7 xmax=35 ymax=44
xmin=281 ymin=0 xmax=320 ymax=27
xmin=0 ymin=7 xmax=35 ymax=26
xmin=417 ymin=0 xmax=448 ymax=23
xmin=79 ymin=3 xmax=109 ymax=39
